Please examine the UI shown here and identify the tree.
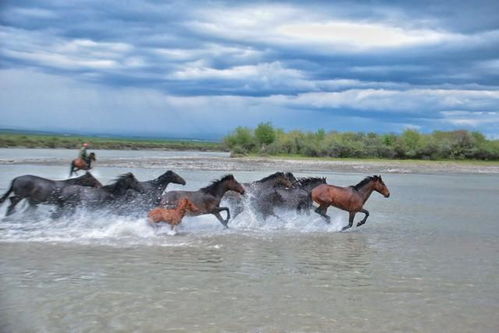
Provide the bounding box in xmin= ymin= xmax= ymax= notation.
xmin=254 ymin=122 xmax=276 ymax=146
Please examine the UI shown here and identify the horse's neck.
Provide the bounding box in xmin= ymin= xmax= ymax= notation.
xmin=356 ymin=182 xmax=376 ymax=204
xmin=255 ymin=179 xmax=280 ymax=190
xmin=209 ymin=182 xmax=231 ymax=200
xmin=104 ymin=181 xmax=126 ymax=196
xmin=177 ymin=206 xmax=188 ymax=216
xmin=302 ymin=181 xmax=323 ymax=192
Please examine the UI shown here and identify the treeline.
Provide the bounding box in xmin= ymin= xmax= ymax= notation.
xmin=0 ymin=132 xmax=223 ymax=151
xmin=224 ymin=123 xmax=499 ymax=160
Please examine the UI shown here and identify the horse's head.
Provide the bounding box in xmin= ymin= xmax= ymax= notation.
xmin=257 ymin=172 xmax=294 ymax=189
xmin=160 ymin=170 xmax=186 ymax=186
xmin=224 ymin=175 xmax=245 ymax=195
xmin=88 ymin=152 xmax=96 ymax=161
xmin=118 ymin=173 xmax=145 ymax=194
xmin=179 ymin=198 xmax=199 ymax=213
xmin=373 ymin=175 xmax=390 ymax=198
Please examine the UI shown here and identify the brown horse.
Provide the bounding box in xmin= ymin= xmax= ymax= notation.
xmin=147 ymin=198 xmax=200 ymax=231
xmin=160 ymin=174 xmax=245 ymax=228
xmin=311 ymin=175 xmax=390 ymax=231
xmin=69 ymin=152 xmax=96 ymax=177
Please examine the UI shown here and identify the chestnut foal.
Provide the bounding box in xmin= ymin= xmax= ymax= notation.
xmin=147 ymin=197 xmax=199 ymax=232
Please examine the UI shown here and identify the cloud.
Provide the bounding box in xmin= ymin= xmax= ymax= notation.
xmin=1 ymin=0 xmax=499 ymax=138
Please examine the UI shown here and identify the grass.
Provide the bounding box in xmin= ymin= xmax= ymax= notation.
xmin=244 ymin=153 xmax=499 ymax=165
xmin=0 ymin=132 xmax=225 ymax=151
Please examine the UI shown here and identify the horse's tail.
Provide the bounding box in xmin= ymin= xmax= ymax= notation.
xmin=0 ymin=180 xmax=14 ymax=205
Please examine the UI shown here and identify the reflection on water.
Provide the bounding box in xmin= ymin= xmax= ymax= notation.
xmin=0 ymin=151 xmax=499 ymax=332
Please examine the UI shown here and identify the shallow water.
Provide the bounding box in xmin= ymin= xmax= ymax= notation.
xmin=1 ymin=149 xmax=498 ymax=332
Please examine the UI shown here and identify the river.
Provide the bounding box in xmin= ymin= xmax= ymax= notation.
xmin=1 ymin=149 xmax=498 ymax=332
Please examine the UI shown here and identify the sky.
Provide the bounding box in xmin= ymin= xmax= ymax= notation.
xmin=1 ymin=0 xmax=499 ymax=140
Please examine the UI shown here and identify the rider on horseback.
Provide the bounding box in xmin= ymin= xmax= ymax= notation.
xmin=79 ymin=143 xmax=90 ymax=164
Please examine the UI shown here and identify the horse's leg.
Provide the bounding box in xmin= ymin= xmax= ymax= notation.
xmin=51 ymin=204 xmax=65 ymax=219
xmin=24 ymin=200 xmax=38 ymax=216
xmin=51 ymin=203 xmax=75 ymax=219
xmin=211 ymin=207 xmax=230 ymax=228
xmin=314 ymin=204 xmax=331 ymax=223
xmin=217 ymin=207 xmax=230 ymax=223
xmin=356 ymin=209 xmax=369 ymax=227
xmin=6 ymin=196 xmax=23 ymax=216
xmin=342 ymin=212 xmax=356 ymax=231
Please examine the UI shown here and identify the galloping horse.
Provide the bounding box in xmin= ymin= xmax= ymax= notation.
xmin=148 ymin=198 xmax=200 ymax=232
xmin=119 ymin=170 xmax=186 ymax=213
xmin=264 ymin=177 xmax=327 ymax=216
xmin=311 ymin=175 xmax=390 ymax=231
xmin=222 ymin=172 xmax=295 ymax=219
xmin=69 ymin=152 xmax=96 ymax=177
xmin=53 ymin=173 xmax=144 ymax=217
xmin=160 ymin=174 xmax=245 ymax=228
xmin=0 ymin=172 xmax=102 ymax=216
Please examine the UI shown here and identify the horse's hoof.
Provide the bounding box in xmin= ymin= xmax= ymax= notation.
xmin=341 ymin=226 xmax=350 ymax=231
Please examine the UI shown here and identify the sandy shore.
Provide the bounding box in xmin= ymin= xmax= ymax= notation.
xmin=1 ymin=154 xmax=498 ymax=174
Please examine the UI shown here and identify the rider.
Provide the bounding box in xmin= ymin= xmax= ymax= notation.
xmin=79 ymin=143 xmax=90 ymax=164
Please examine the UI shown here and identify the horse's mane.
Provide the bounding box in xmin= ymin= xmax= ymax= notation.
xmin=201 ymin=174 xmax=235 ymax=194
xmin=104 ymin=173 xmax=134 ymax=187
xmin=115 ymin=172 xmax=134 ymax=182
xmin=297 ymin=177 xmax=326 ymax=187
xmin=255 ymin=172 xmax=285 ymax=183
xmin=352 ymin=175 xmax=379 ymax=191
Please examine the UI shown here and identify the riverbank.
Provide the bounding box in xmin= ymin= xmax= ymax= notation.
xmin=1 ymin=148 xmax=497 ymax=174
xmin=0 ymin=132 xmax=223 ymax=151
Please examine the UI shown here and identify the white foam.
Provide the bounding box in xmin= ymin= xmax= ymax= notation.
xmin=0 ymin=203 xmax=347 ymax=246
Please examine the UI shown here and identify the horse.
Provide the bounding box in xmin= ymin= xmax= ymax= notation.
xmin=160 ymin=174 xmax=245 ymax=228
xmin=69 ymin=152 xmax=96 ymax=177
xmin=52 ymin=173 xmax=144 ymax=217
xmin=147 ymin=198 xmax=200 ymax=232
xmin=120 ymin=170 xmax=186 ymax=212
xmin=0 ymin=172 xmax=102 ymax=217
xmin=311 ymin=175 xmax=390 ymax=231
xmin=259 ymin=177 xmax=327 ymax=218
xmin=222 ymin=172 xmax=296 ymax=219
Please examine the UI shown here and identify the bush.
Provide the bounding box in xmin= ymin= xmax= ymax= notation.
xmin=223 ymin=127 xmax=499 ymax=160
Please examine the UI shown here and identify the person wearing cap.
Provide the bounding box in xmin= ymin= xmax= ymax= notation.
xmin=79 ymin=143 xmax=89 ymax=164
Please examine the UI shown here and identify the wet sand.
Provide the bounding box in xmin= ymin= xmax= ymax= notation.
xmin=1 ymin=151 xmax=498 ymax=174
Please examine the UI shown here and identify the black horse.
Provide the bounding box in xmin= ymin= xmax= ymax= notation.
xmin=160 ymin=174 xmax=245 ymax=228
xmin=222 ymin=172 xmax=295 ymax=219
xmin=0 ymin=172 xmax=102 ymax=217
xmin=119 ymin=170 xmax=186 ymax=213
xmin=52 ymin=173 xmax=144 ymax=217
xmin=259 ymin=177 xmax=327 ymax=218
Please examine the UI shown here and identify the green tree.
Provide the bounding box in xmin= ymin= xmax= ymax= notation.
xmin=254 ymin=122 xmax=276 ymax=146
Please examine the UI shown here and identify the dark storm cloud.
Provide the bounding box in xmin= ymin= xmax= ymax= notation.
xmin=1 ymin=0 xmax=498 ymax=137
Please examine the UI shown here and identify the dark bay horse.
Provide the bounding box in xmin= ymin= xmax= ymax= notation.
xmin=53 ymin=173 xmax=144 ymax=217
xmin=160 ymin=174 xmax=245 ymax=228
xmin=263 ymin=177 xmax=327 ymax=216
xmin=311 ymin=175 xmax=390 ymax=231
xmin=119 ymin=170 xmax=186 ymax=213
xmin=222 ymin=172 xmax=296 ymax=219
xmin=69 ymin=152 xmax=96 ymax=177
xmin=0 ymin=172 xmax=102 ymax=216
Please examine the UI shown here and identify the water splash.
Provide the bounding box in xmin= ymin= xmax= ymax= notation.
xmin=0 ymin=203 xmax=346 ymax=246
